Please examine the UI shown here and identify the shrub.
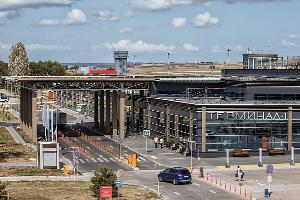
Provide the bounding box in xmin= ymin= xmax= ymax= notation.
xmin=90 ymin=166 xmax=117 ymax=198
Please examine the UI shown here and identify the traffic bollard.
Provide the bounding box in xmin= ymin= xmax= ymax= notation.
xmin=258 ymin=148 xmax=263 ymax=167
xmin=291 ymin=147 xmax=295 ymax=166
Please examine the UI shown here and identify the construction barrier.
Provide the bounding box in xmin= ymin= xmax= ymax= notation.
xmin=202 ymin=172 xmax=253 ymax=200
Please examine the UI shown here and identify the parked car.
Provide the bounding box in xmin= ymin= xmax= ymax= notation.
xmin=158 ymin=167 xmax=192 ymax=185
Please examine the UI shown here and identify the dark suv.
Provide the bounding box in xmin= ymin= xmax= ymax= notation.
xmin=158 ymin=167 xmax=192 ymax=185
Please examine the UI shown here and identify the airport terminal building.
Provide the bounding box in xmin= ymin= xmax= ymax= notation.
xmin=144 ymin=69 xmax=300 ymax=153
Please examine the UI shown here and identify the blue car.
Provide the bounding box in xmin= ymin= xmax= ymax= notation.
xmin=158 ymin=167 xmax=192 ymax=185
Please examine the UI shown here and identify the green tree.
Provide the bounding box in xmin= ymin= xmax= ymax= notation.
xmin=0 ymin=182 xmax=7 ymax=200
xmin=8 ymin=42 xmax=30 ymax=76
xmin=90 ymin=166 xmax=117 ymax=198
xmin=29 ymin=60 xmax=66 ymax=76
xmin=0 ymin=61 xmax=8 ymax=77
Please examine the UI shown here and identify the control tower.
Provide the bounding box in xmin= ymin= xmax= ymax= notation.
xmin=114 ymin=51 xmax=128 ymax=75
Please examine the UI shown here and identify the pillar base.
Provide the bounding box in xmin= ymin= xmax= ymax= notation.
xmin=225 ymin=163 xmax=230 ymax=168
xmin=258 ymin=162 xmax=263 ymax=167
xmin=290 ymin=161 xmax=295 ymax=166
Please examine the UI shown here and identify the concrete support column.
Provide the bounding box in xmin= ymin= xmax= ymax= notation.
xmin=201 ymin=106 xmax=207 ymax=152
xmin=166 ymin=105 xmax=170 ymax=143
xmin=138 ymin=91 xmax=144 ymax=133
xmin=112 ymin=91 xmax=118 ymax=138
xmin=32 ymin=89 xmax=37 ymax=143
xmin=105 ymin=90 xmax=111 ymax=134
xmin=24 ymin=88 xmax=29 ymax=137
xmin=288 ymin=106 xmax=293 ymax=151
xmin=87 ymin=92 xmax=90 ymax=116
xmin=189 ymin=109 xmax=193 ymax=142
xmin=94 ymin=91 xmax=99 ymax=129
xmin=20 ymin=86 xmax=24 ymax=132
xmin=71 ymin=90 xmax=74 ymax=110
xmin=28 ymin=89 xmax=33 ymax=140
xmin=130 ymin=93 xmax=135 ymax=134
xmin=175 ymin=115 xmax=179 ymax=138
xmin=99 ymin=91 xmax=105 ymax=132
xmin=147 ymin=103 xmax=151 ymax=130
xmin=119 ymin=92 xmax=125 ymax=140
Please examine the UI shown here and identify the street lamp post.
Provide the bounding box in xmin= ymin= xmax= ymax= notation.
xmin=167 ymin=52 xmax=170 ymax=76
xmin=133 ymin=54 xmax=136 ymax=77
xmin=188 ymin=140 xmax=196 ymax=173
xmin=227 ymin=49 xmax=232 ymax=65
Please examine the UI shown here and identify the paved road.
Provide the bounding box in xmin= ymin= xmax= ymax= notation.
xmin=123 ymin=170 xmax=242 ymax=200
xmin=207 ymin=166 xmax=300 ymax=200
xmin=59 ymin=136 xmax=131 ymax=172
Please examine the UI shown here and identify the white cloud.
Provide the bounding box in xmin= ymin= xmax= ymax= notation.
xmin=27 ymin=44 xmax=71 ymax=51
xmin=39 ymin=9 xmax=87 ymax=26
xmin=129 ymin=0 xmax=284 ymax=11
xmin=172 ymin=17 xmax=186 ymax=28
xmin=94 ymin=10 xmax=119 ymax=22
xmin=0 ymin=11 xmax=18 ymax=24
xmin=284 ymin=34 xmax=299 ymax=39
xmin=183 ymin=43 xmax=199 ymax=51
xmin=93 ymin=40 xmax=176 ymax=53
xmin=129 ymin=0 xmax=194 ymax=11
xmin=194 ymin=12 xmax=219 ymax=28
xmin=120 ymin=27 xmax=133 ymax=34
xmin=0 ymin=0 xmax=78 ymax=11
xmin=281 ymin=39 xmax=299 ymax=48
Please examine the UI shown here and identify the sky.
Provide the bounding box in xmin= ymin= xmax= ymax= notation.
xmin=0 ymin=0 xmax=299 ymax=63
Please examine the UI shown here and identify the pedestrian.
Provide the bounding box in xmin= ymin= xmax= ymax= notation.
xmin=235 ymin=166 xmax=242 ymax=181
xmin=154 ymin=136 xmax=159 ymax=148
xmin=160 ymin=137 xmax=164 ymax=149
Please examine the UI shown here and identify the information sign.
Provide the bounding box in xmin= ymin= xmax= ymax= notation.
xmin=99 ymin=186 xmax=112 ymax=198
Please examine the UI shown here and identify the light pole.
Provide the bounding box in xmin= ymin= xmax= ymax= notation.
xmin=188 ymin=140 xmax=195 ymax=173
xmin=133 ymin=54 xmax=136 ymax=77
xmin=167 ymin=52 xmax=170 ymax=76
xmin=227 ymin=48 xmax=232 ymax=65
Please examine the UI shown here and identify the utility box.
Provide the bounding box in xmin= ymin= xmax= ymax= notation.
xmin=38 ymin=142 xmax=60 ymax=169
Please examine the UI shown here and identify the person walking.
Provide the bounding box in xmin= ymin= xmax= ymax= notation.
xmin=159 ymin=137 xmax=164 ymax=149
xmin=235 ymin=166 xmax=242 ymax=182
xmin=154 ymin=136 xmax=159 ymax=148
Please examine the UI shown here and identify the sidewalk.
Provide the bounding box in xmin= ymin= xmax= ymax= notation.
xmin=124 ymin=134 xmax=300 ymax=170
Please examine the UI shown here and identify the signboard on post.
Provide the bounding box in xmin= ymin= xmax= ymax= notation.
xmin=99 ymin=186 xmax=112 ymax=199
xmin=74 ymin=151 xmax=80 ymax=158
xmin=143 ymin=129 xmax=150 ymax=137
xmin=266 ymin=164 xmax=274 ymax=174
xmin=114 ymin=179 xmax=123 ymax=188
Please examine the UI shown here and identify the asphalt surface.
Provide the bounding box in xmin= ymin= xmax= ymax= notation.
xmin=123 ymin=170 xmax=242 ymax=200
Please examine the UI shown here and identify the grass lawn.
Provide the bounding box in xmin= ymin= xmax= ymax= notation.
xmin=0 ymin=127 xmax=36 ymax=163
xmin=5 ymin=182 xmax=160 ymax=200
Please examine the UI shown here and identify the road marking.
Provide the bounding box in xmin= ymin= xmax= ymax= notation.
xmin=173 ymin=192 xmax=181 ymax=196
xmin=194 ymin=183 xmax=200 ymax=186
xmin=79 ymin=159 xmax=85 ymax=163
xmin=103 ymin=158 xmax=109 ymax=162
xmin=159 ymin=153 xmax=174 ymax=155
xmin=209 ymin=190 xmax=216 ymax=194
xmin=110 ymin=158 xmax=115 ymax=161
xmin=99 ymin=155 xmax=103 ymax=158
xmin=85 ymin=159 xmax=91 ymax=163
xmin=91 ymin=158 xmax=97 ymax=163
xmin=97 ymin=158 xmax=103 ymax=162
xmin=139 ymin=157 xmax=146 ymax=161
xmin=257 ymin=183 xmax=265 ymax=186
xmin=150 ymin=155 xmax=158 ymax=159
